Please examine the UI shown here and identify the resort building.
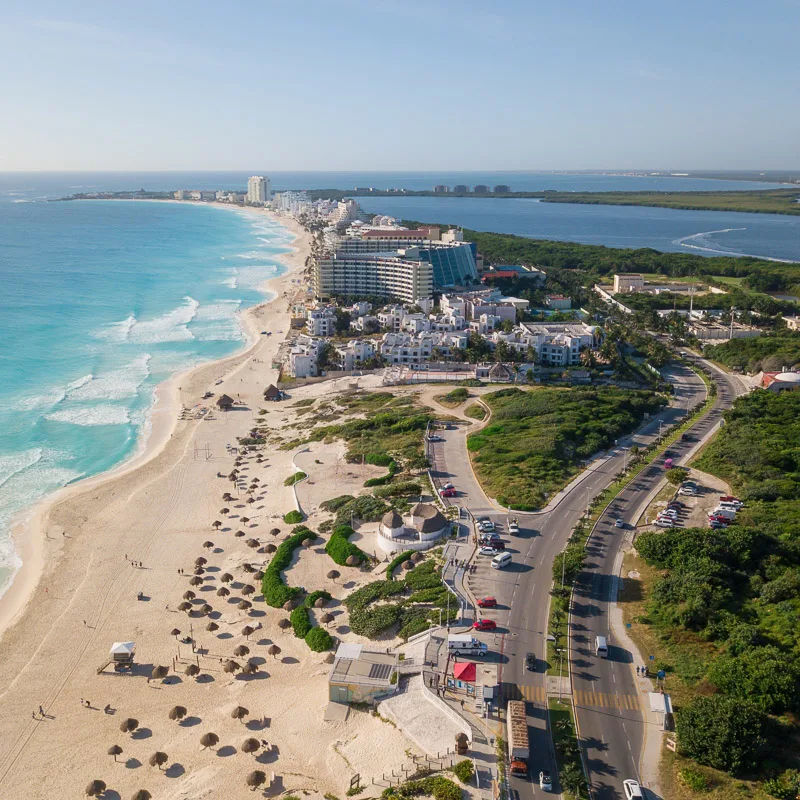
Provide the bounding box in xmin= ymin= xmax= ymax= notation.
xmin=377 ymin=503 xmax=451 ymax=555
xmin=246 ymin=175 xmax=271 ymax=205
xmin=783 ymin=315 xmax=800 ymax=331
xmin=545 ymin=295 xmax=572 ymax=310
xmin=328 ymin=643 xmax=398 ymax=706
xmin=306 ymin=306 xmax=337 ymax=337
xmin=613 ymin=274 xmax=645 ymax=293
xmin=334 ymin=339 xmax=376 ymax=371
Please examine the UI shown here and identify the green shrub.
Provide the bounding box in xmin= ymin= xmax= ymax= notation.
xmin=305 ymin=626 xmax=334 ymax=652
xmin=349 ymin=603 xmax=402 ymax=638
xmin=440 ymin=388 xmax=469 ymax=405
xmin=451 ymin=760 xmax=474 ymax=784
xmin=290 ymin=605 xmax=312 ymax=638
xmin=304 ymin=590 xmax=332 ymax=608
xmin=283 ymin=510 xmax=304 ymax=524
xmin=320 ymin=495 xmax=355 ymax=512
xmin=333 ymin=495 xmax=389 ymax=527
xmin=387 ymin=551 xmax=413 ymax=579
xmin=374 ymin=480 xmax=422 ymax=499
xmin=404 ymin=560 xmax=441 ymax=590
xmin=326 ymin=524 xmax=368 ymax=566
xmin=284 ymin=471 xmax=307 ymax=486
xmin=261 ymin=527 xmax=316 ymax=607
xmin=382 ymin=775 xmax=462 ymax=800
xmin=364 ymin=457 xmax=398 ymax=487
xmin=679 ymin=768 xmax=710 ymax=792
xmin=464 ymin=404 xmax=486 ymax=421
xmin=345 ymin=581 xmax=405 ymax=611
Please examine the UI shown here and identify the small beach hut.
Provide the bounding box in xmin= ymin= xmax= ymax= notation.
xmin=263 ymin=384 xmax=283 ymax=402
xmin=109 ymin=641 xmax=136 ymax=672
xmin=216 ymin=394 xmax=234 ymax=411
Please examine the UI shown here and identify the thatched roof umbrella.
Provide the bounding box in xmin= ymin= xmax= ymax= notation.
xmin=282 ymin=600 xmax=295 ymax=612
xmin=270 ymin=528 xmax=281 ymax=537
xmin=252 ymin=477 xmax=261 ymax=484
xmin=216 ymin=586 xmax=230 ymax=597
xmin=265 ymin=543 xmax=277 ymax=555
xmin=231 ymin=705 xmax=249 ymax=722
xmin=120 ymin=718 xmax=139 ymax=734
xmin=220 ymin=572 xmax=233 ymax=583
xmin=85 ymin=780 xmax=106 ymax=797
xmin=193 ymin=567 xmax=204 ymax=576
xmin=108 ymin=744 xmax=123 ymax=761
xmin=170 ymin=628 xmax=181 ymax=638
xmin=321 ymin=612 xmax=334 ymax=627
xmin=132 ymin=791 xmax=152 ymax=800
xmin=402 ymin=559 xmax=413 ymax=571
xmin=241 ymin=584 xmax=256 ymax=596
xmin=254 ymin=570 xmax=264 ymax=581
xmin=314 ymin=597 xmax=327 ymax=608
xmin=241 ymin=625 xmax=255 ymax=639
xmin=240 ymin=516 xmax=250 ymax=525
xmin=238 ymin=600 xmax=252 ymax=611
xmin=168 ymin=705 xmax=187 ymax=721
xmin=345 ymin=555 xmax=359 ymax=567
xmin=178 ymin=601 xmax=193 ymax=612
xmin=222 ymin=492 xmax=233 ymax=501
xmin=182 ymin=590 xmax=195 ymax=600
xmin=185 ymin=663 xmax=200 ymax=677
xmin=302 ymin=538 xmax=314 ymax=548
xmin=327 ymin=570 xmax=340 ymax=583
xmin=277 ymin=618 xmax=291 ymax=631
xmin=220 ymin=508 xmax=230 ymax=516
xmin=246 ymin=539 xmax=259 ymax=549
xmin=149 ymin=751 xmax=168 ymax=769
xmin=200 ymin=732 xmax=219 ymax=750
xmin=199 ymin=603 xmax=213 ymax=616
xmin=189 ymin=576 xmax=203 ymax=587
xmin=268 ymin=644 xmax=281 ymax=659
xmin=234 ymin=530 xmax=245 ymax=537
xmin=247 ymin=496 xmax=256 ymax=505
xmin=242 ymin=737 xmax=261 ymax=754
xmin=242 ymin=661 xmax=259 ymax=675
xmin=195 ymin=556 xmax=208 ymax=566
xmin=228 ymin=470 xmax=238 ymax=480
xmin=223 ymin=659 xmax=240 ymax=674
xmin=241 ymin=562 xmax=254 ymax=573
xmin=247 ymin=770 xmax=267 ymax=790
xmin=206 ymin=621 xmax=219 ymax=632
xmin=212 ymin=520 xmax=222 ymax=530
xmin=234 ymin=644 xmax=250 ymax=657
xmin=150 ymin=665 xmax=169 ymax=683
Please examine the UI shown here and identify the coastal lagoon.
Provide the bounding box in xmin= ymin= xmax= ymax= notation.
xmin=0 ymin=194 xmax=291 ymax=596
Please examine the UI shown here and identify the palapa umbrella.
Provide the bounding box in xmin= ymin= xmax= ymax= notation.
xmin=247 ymin=770 xmax=267 ymax=790
xmin=132 ymin=791 xmax=152 ymax=800
xmin=231 ymin=705 xmax=249 ymax=721
xmin=199 ymin=603 xmax=213 ymax=615
xmin=268 ymin=644 xmax=281 ymax=659
xmin=178 ymin=601 xmax=193 ymax=612
xmin=402 ymin=559 xmax=413 ymax=570
xmin=251 ymin=477 xmax=261 ymax=484
xmin=241 ymin=625 xmax=255 ymax=639
xmin=277 ymin=618 xmax=291 ymax=631
xmin=168 ymin=705 xmax=187 ymax=721
xmin=216 ymin=587 xmax=230 ymax=597
xmin=314 ymin=597 xmax=327 ymax=608
xmin=247 ymin=497 xmax=256 ymax=505
xmin=212 ymin=520 xmax=222 ymax=530
xmin=234 ymin=530 xmax=245 ymax=538
xmin=321 ymin=612 xmax=334 ymax=627
xmin=200 ymin=732 xmax=219 ymax=750
xmin=327 ymin=570 xmax=340 ymax=583
xmin=203 ymin=540 xmax=215 ymax=549
xmin=185 ymin=663 xmax=201 ymax=677
xmin=238 ymin=600 xmax=252 ymax=611
xmin=246 ymin=539 xmax=259 ymax=549
xmin=242 ymin=661 xmax=258 ymax=675
xmin=120 ymin=718 xmax=139 ymax=734
xmin=182 ymin=590 xmax=195 ymax=600
xmin=265 ymin=544 xmax=277 ymax=554
xmin=205 ymin=621 xmax=219 ymax=632
xmin=189 ymin=576 xmax=203 ymax=586
xmin=411 ymin=551 xmax=424 ymax=563
xmin=223 ymin=659 xmax=241 ymax=673
xmin=241 ymin=584 xmax=256 ymax=596
xmin=85 ymin=780 xmax=106 ymax=797
xmin=254 ymin=570 xmax=264 ymax=581
xmin=220 ymin=572 xmax=233 ymax=583
xmin=170 ymin=628 xmax=181 ymax=638
xmin=234 ymin=644 xmax=250 ymax=657
xmin=345 ymin=555 xmax=359 ymax=567
xmin=242 ymin=737 xmax=261 ymax=754
xmin=222 ymin=493 xmax=233 ymax=501
xmin=195 ymin=556 xmax=207 ymax=566
xmin=241 ymin=562 xmax=254 ymax=573
xmin=149 ymin=751 xmax=168 ymax=769
xmin=282 ymin=600 xmax=295 ymax=612
xmin=240 ymin=516 xmax=250 ymax=525
xmin=302 ymin=538 xmax=314 ymax=548
xmin=270 ymin=528 xmax=281 ymax=537
xmin=150 ymin=665 xmax=169 ymax=682
xmin=108 ymin=744 xmax=123 ymax=761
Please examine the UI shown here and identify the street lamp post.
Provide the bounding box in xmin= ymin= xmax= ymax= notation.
xmin=556 ymin=647 xmax=565 ymax=701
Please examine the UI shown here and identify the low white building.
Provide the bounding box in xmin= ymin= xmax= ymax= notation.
xmin=377 ymin=503 xmax=451 ymax=555
xmin=335 ymin=339 xmax=376 ymax=371
xmin=307 ymin=306 xmax=337 ymax=337
xmin=288 ymin=334 xmax=325 ymax=378
xmin=613 ymin=274 xmax=645 ymax=293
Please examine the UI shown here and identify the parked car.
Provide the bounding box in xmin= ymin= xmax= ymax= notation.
xmin=439 ymin=488 xmax=456 ymax=498
xmin=615 ymin=518 xmax=625 ymax=528
xmin=426 ymin=434 xmax=443 ymax=442
xmin=720 ymin=495 xmax=742 ymax=505
xmin=477 ymin=597 xmax=497 ymax=608
xmin=479 ymin=546 xmax=498 ymax=556
xmin=508 ymin=519 xmax=520 ymax=535
xmin=442 ymin=482 xmax=454 ymax=490
xmin=489 ymin=541 xmax=506 ymax=550
xmin=479 ymin=520 xmax=496 ymax=533
xmin=623 ymin=780 xmax=644 ymax=800
xmin=678 ymin=487 xmax=698 ymax=496
xmin=526 ymin=652 xmax=536 ymax=671
xmin=654 ymin=519 xmax=674 ymax=528
xmin=539 ymin=771 xmax=553 ymax=792
xmin=659 ymin=509 xmax=678 ymax=519
xmin=709 ymin=520 xmax=728 ymax=529
xmin=473 ymin=619 xmax=497 ymax=631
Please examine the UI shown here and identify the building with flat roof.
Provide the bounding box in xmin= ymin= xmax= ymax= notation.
xmin=329 ymin=644 xmax=398 ymax=705
xmin=613 ymin=274 xmax=645 ymax=294
xmin=246 ymin=175 xmax=271 ymax=205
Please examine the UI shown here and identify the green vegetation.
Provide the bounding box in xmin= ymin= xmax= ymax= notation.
xmin=284 ymin=471 xmax=307 ymax=486
xmin=548 ymin=698 xmax=588 ymax=799
xmin=666 ymin=467 xmax=688 ymax=486
xmin=450 ymin=760 xmax=474 ymax=784
xmin=304 ymin=589 xmax=332 ymax=608
xmin=386 ymin=551 xmax=413 ymax=579
xmin=704 ymin=331 xmax=800 ymax=374
xmin=325 ymin=523 xmax=369 ymax=567
xmin=381 ymin=775 xmax=462 ymax=800
xmin=363 ymin=454 xmax=399 ymax=487
xmin=468 ymin=387 xmax=665 ymax=509
xmin=283 ymin=510 xmax=304 ymax=524
xmin=464 ymin=403 xmax=486 ymax=421
xmin=290 ymin=605 xmax=312 ymax=638
xmin=305 ymin=626 xmax=334 ymax=652
xmin=327 ymin=494 xmax=390 ymax=528
xmin=436 ymin=387 xmax=470 ymax=408
xmin=373 ymin=480 xmax=422 ymax=499
xmin=261 ymin=526 xmax=317 ymax=607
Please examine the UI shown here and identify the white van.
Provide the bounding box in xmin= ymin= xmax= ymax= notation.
xmin=595 ymin=635 xmax=608 ymax=658
xmin=718 ymin=502 xmax=740 ymax=512
xmin=711 ymin=507 xmax=736 ymax=521
xmin=448 ymin=634 xmax=488 ymax=657
xmin=491 ymin=552 xmax=512 ymax=570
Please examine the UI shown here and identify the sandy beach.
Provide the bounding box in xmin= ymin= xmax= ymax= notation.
xmin=0 ymin=207 xmax=421 ymax=799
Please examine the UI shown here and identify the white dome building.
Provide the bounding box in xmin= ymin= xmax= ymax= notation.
xmin=377 ymin=503 xmax=451 ymax=555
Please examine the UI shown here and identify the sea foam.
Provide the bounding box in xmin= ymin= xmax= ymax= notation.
xmin=67 ymin=354 xmax=151 ymax=402
xmin=46 ymin=406 xmax=132 ymax=426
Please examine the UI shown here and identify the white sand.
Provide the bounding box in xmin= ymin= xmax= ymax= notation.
xmin=0 ymin=210 xmax=422 ymax=799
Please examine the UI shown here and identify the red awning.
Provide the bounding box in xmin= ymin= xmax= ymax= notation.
xmin=453 ymin=662 xmax=476 ymax=682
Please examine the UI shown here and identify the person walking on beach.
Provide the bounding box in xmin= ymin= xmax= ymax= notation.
xmin=39 ymin=705 xmax=44 ymax=717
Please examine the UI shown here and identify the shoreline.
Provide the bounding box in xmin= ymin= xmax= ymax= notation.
xmin=0 ymin=205 xmax=308 ymax=643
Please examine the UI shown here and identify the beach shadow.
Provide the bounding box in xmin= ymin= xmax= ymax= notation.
xmin=218 ymin=632 xmax=233 ymax=640
xmin=103 ymin=791 xmax=121 ymax=800
xmin=206 ymin=566 xmax=220 ymax=573
xmin=180 ymin=716 xmax=202 ymax=727
xmin=246 ymin=718 xmax=270 ymax=731
xmin=280 ymin=657 xmax=299 ymax=665
xmin=217 ymin=745 xmax=237 ymax=757
xmin=164 ymin=676 xmax=183 ymax=685
xmin=336 ymin=625 xmax=351 ymax=634
xmin=165 ymin=763 xmax=186 ymax=778
xmin=343 ymin=581 xmax=357 ymax=590
xmin=249 ymin=609 xmax=266 ymax=617
xmin=131 ymin=727 xmax=152 ymax=740
xmin=255 ymin=638 xmax=273 ymax=646
xmin=250 ymin=656 xmax=267 ymax=665
xmin=196 ymin=674 xmax=215 ymax=684
xmin=257 ymin=746 xmax=280 ymax=764
xmin=200 ymin=585 xmax=215 ymax=592
xmin=125 ymin=758 xmax=142 ymax=769
xmin=237 ymin=671 xmax=269 ymax=682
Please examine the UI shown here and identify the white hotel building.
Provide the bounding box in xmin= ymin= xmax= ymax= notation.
xmin=246 ymin=175 xmax=272 ymax=205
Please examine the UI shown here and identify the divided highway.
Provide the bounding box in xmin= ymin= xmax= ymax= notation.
xmin=427 ymin=358 xmax=739 ymax=800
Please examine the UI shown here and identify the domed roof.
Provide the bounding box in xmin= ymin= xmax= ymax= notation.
xmin=382 ymin=510 xmax=404 ymax=529
xmin=409 ymin=503 xmax=447 ymax=533
xmin=775 ymin=371 xmax=800 ymax=383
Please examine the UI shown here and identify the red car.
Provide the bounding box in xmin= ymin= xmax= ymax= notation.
xmin=439 ymin=487 xmax=456 ymax=498
xmin=477 ymin=597 xmax=497 ymax=608
xmin=473 ymin=619 xmax=497 ymax=631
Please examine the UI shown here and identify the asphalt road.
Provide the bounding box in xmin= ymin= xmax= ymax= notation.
xmin=427 ymin=359 xmax=735 ymax=800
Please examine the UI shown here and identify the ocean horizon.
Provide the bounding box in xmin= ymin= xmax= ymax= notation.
xmin=0 ymin=193 xmax=292 ymax=598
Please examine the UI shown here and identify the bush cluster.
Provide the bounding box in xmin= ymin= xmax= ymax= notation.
xmin=304 ymin=589 xmax=332 ymax=608
xmin=305 ymin=626 xmax=334 ymax=652
xmin=450 ymin=760 xmax=474 ymax=784
xmin=290 ymin=605 xmax=312 ymax=638
xmin=364 ymin=453 xmax=399 ymax=487
xmin=283 ymin=510 xmax=304 ymax=524
xmin=284 ymin=471 xmax=307 ymax=487
xmin=261 ymin=526 xmax=316 ymax=607
xmin=386 ymin=551 xmax=413 ymax=579
xmin=326 ymin=524 xmax=368 ymax=567
xmin=382 ymin=775 xmax=461 ymax=800
xmin=374 ymin=480 xmax=422 ymax=499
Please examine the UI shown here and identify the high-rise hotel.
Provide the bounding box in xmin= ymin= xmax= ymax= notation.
xmin=246 ymin=175 xmax=271 ymax=205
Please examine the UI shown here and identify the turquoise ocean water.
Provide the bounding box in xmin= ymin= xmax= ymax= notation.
xmin=0 ymin=195 xmax=292 ymax=596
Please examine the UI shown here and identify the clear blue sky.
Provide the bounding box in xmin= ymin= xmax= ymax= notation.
xmin=2 ymin=0 xmax=798 ymax=171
